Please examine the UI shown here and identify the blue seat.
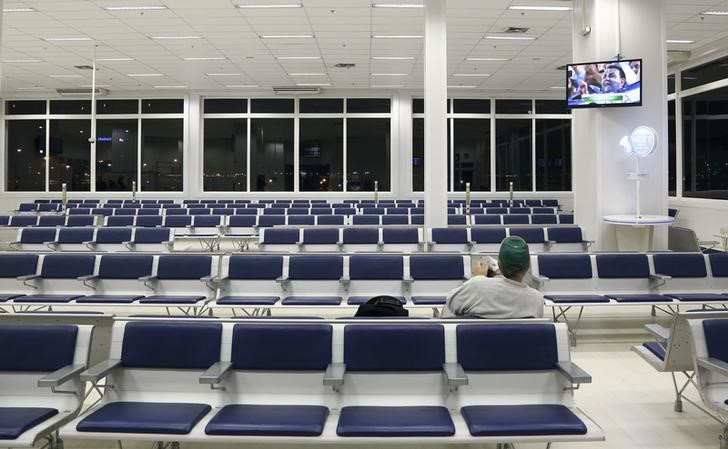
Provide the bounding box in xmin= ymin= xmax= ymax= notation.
xmin=164 ymin=216 xmax=193 ymax=227
xmin=0 ymin=324 xmax=78 ymax=372
xmin=137 ymin=208 xmax=161 ymax=216
xmin=228 ymin=215 xmax=256 ymax=228
xmin=76 ymin=295 xmax=143 ymax=303
xmin=287 ymin=208 xmax=309 ymax=215
xmin=349 ymin=255 xmax=403 ymax=280
xmin=547 ymin=227 xmax=583 ymax=243
xmin=106 ymin=216 xmax=134 ymax=227
xmin=664 ymin=293 xmax=728 ymax=302
xmin=134 ymin=228 xmax=171 ymax=244
xmin=135 ymin=216 xmax=163 ymax=227
xmin=206 ymin=405 xmax=328 ymax=436
xmin=40 ymin=255 xmax=96 ymax=278
xmin=19 ymin=228 xmax=56 ymax=244
xmin=347 ymin=296 xmax=405 ymax=305
xmin=92 ymin=208 xmax=114 ymax=217
xmin=382 ymin=227 xmax=419 ymax=244
xmin=37 ymin=216 xmax=65 ymax=227
xmin=287 ymin=215 xmax=315 ymax=225
xmin=333 ymin=208 xmax=357 ymax=215
xmin=98 ymin=255 xmax=153 ymax=279
xmin=544 ymin=295 xmax=610 ymax=304
xmin=559 ymin=214 xmax=574 ymax=224
xmin=258 ymin=216 xmax=285 ymax=228
xmin=14 ymin=294 xmax=83 ymax=303
xmin=216 ymin=296 xmax=280 ymax=305
xmin=471 ymin=227 xmax=506 ymax=243
xmin=381 ymin=215 xmax=408 ymax=225
xmin=65 ymin=215 xmax=95 ymax=227
xmin=56 ymin=228 xmax=94 ymax=244
xmin=317 ymin=215 xmax=345 ymax=225
xmin=410 ymin=215 xmax=424 ymax=225
xmin=0 ymin=294 xmax=25 ymax=302
xmin=503 ymin=215 xmax=530 ymax=225
xmin=230 ymin=323 xmax=332 ymax=370
xmin=310 ymin=207 xmax=333 ymax=215
xmin=227 ymin=255 xmax=283 ymax=279
xmin=289 ymin=255 xmax=343 ymax=280
xmin=0 ymin=254 xmax=38 ymax=279
xmin=164 ymin=208 xmax=188 ymax=216
xmin=156 ymin=255 xmax=211 ymax=280
xmin=643 ymin=341 xmax=667 ymax=361
xmin=411 ymin=296 xmax=446 ymax=305
xmin=447 ymin=215 xmax=467 ymax=225
xmin=193 ymin=215 xmax=223 ymax=228
xmin=343 ymin=228 xmax=379 ymax=244
xmin=709 ymin=254 xmax=728 ymax=277
xmin=510 ymin=227 xmax=545 ymax=243
xmin=457 ymin=324 xmax=558 ymax=371
xmin=532 ymin=207 xmax=555 ymax=214
xmin=431 ymin=228 xmax=468 ymax=244
xmin=188 ymin=208 xmax=212 ymax=215
xmin=337 ymin=406 xmax=455 ymax=436
xmin=531 ymin=214 xmax=558 ymax=225
xmin=537 ymin=254 xmax=592 ymax=279
xmin=281 ymin=296 xmax=342 ymax=305
xmin=486 ymin=207 xmax=508 ymax=215
xmin=303 ymin=228 xmax=339 ymax=244
xmin=351 ymin=215 xmax=380 ymax=225
xmin=139 ymin=295 xmax=206 ymax=304
xmin=362 ymin=208 xmax=385 ymax=215
xmin=460 ymin=404 xmax=586 ymax=436
xmin=0 ymin=408 xmax=59 ymax=440
xmin=344 ymin=324 xmax=444 ymax=371
xmin=703 ymin=319 xmax=728 ymax=362
xmin=606 ymin=294 xmax=672 ymax=303
xmin=9 ymin=216 xmax=37 ymax=227
xmin=263 ymin=228 xmax=300 ymax=244
xmin=595 ymin=254 xmax=649 ymax=278
xmin=262 ymin=208 xmax=286 ymax=215
xmin=410 ymin=255 xmax=464 ymax=280
xmin=76 ymin=402 xmax=211 ymax=435
xmin=233 ymin=208 xmax=258 ymax=216
xmin=653 ymin=253 xmax=707 ymax=278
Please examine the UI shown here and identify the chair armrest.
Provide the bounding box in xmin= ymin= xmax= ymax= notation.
xmin=442 ymin=363 xmax=468 ymax=388
xmin=557 ymin=361 xmax=592 ymax=384
xmin=275 ymin=276 xmax=289 ymax=284
xmin=697 ymin=357 xmax=728 ymax=377
xmin=138 ymin=275 xmax=157 ymax=282
xmin=644 ymin=324 xmax=670 ymax=341
xmin=17 ymin=274 xmax=39 ymax=281
xmin=545 ymin=240 xmax=555 ymax=248
xmin=339 ymin=275 xmax=351 ymax=285
xmin=43 ymin=240 xmax=59 ymax=246
xmin=402 ymin=276 xmax=413 ymax=285
xmin=323 ymin=363 xmax=346 ymax=388
xmin=199 ymin=361 xmax=233 ymax=385
xmin=38 ymin=364 xmax=86 ymax=388
xmin=200 ymin=275 xmax=215 ymax=283
xmin=530 ymin=275 xmax=549 ymax=289
xmin=650 ymin=273 xmax=672 ymax=282
xmin=77 ymin=274 xmax=99 ymax=282
xmin=81 ymin=359 xmax=121 ymax=382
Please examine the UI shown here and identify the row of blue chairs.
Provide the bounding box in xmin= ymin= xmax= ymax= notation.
xmin=0 ymin=215 xmax=95 ymax=228
xmin=57 ymin=206 xmax=560 ymax=215
xmin=10 ymin=227 xmax=174 ymax=252
xmin=30 ymin=198 xmax=560 ymax=206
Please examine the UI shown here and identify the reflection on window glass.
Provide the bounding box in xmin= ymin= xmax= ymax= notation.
xmin=496 ymin=99 xmax=532 ymax=114
xmin=141 ymin=119 xmax=183 ymax=191
xmin=97 ymin=100 xmax=138 ymax=114
xmin=496 ymin=119 xmax=532 ymax=191
xmin=668 ymin=101 xmax=676 ymax=196
xmin=347 ymin=98 xmax=391 ymax=113
xmin=682 ymin=88 xmax=728 ymax=199
xmin=204 ymin=119 xmax=247 ymax=191
xmin=251 ymin=99 xmax=294 ymax=114
xmin=50 ymin=100 xmax=91 ymax=115
xmin=142 ymin=99 xmax=183 ymax=114
xmin=412 ymin=118 xmax=452 ymax=192
xmin=347 ymin=118 xmax=390 ymax=191
xmin=49 ymin=120 xmax=91 ymax=191
xmin=96 ymin=119 xmax=138 ymax=192
xmin=250 ymin=119 xmax=294 ymax=191
xmin=300 ymin=118 xmax=343 ymax=191
xmin=6 ymin=120 xmax=46 ymax=191
xmin=204 ymin=99 xmax=246 ymax=114
xmin=6 ymin=101 xmax=45 ymax=115
xmin=535 ymin=119 xmax=571 ymax=191
xmin=681 ymin=55 xmax=728 ymax=90
xmin=453 ymin=119 xmax=490 ymax=191
xmin=300 ymin=99 xmax=343 ymax=113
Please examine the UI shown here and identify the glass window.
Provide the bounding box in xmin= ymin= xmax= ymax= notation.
xmin=6 ymin=120 xmax=46 ymax=191
xmin=204 ymin=99 xmax=247 ymax=114
xmin=250 ymin=119 xmax=294 ymax=191
xmin=347 ymin=98 xmax=390 ymax=113
xmin=141 ymin=119 xmax=183 ymax=191
xmin=96 ymin=119 xmax=138 ymax=192
xmin=412 ymin=118 xmax=451 ymax=192
xmin=453 ymin=119 xmax=490 ymax=191
xmin=668 ymin=74 xmax=675 ymax=95
xmin=6 ymin=100 xmax=45 ymax=115
xmin=97 ymin=100 xmax=138 ymax=114
xmin=49 ymin=120 xmax=91 ymax=191
xmin=682 ymin=87 xmax=728 ymax=199
xmin=203 ymin=119 xmax=247 ymax=191
xmin=681 ymin=55 xmax=728 ymax=90
xmin=412 ymin=98 xmax=450 ymax=114
xmin=453 ymin=99 xmax=490 ymax=114
xmin=535 ymin=100 xmax=569 ymax=114
xmin=251 ymin=99 xmax=294 ymax=114
xmin=668 ymin=101 xmax=676 ymax=196
xmin=536 ymin=119 xmax=571 ymax=191
xmin=496 ymin=99 xmax=532 ymax=114
xmin=50 ymin=100 xmax=91 ymax=114
xmin=347 ymin=118 xmax=390 ymax=191
xmin=141 ymin=99 xmax=183 ymax=114
xmin=299 ymin=118 xmax=343 ymax=191
xmin=300 ymin=98 xmax=343 ymax=113
xmin=495 ymin=119 xmax=532 ymax=191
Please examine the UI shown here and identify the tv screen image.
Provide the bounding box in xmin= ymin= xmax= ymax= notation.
xmin=567 ymin=59 xmax=642 ymax=108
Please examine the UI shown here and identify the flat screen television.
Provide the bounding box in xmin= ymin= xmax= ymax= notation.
xmin=566 ymin=59 xmax=642 ymax=108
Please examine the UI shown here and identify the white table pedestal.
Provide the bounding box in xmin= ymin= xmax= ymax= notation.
xmin=603 ymin=215 xmax=675 ymax=252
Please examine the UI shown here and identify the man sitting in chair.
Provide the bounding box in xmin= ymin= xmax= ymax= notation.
xmin=441 ymin=236 xmax=544 ymax=319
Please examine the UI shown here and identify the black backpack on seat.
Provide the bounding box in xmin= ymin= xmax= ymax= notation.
xmin=354 ymin=295 xmax=409 ymax=317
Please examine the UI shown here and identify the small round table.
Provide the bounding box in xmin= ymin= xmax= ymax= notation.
xmin=603 ymin=214 xmax=675 ymax=251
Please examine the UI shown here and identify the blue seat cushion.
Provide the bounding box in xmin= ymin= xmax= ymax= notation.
xmin=460 ymin=404 xmax=587 ymax=436
xmin=0 ymin=294 xmax=24 ymax=302
xmin=217 ymin=296 xmax=280 ymax=305
xmin=411 ymin=296 xmax=446 ymax=305
xmin=347 ymin=296 xmax=405 ymax=305
xmin=543 ymin=295 xmax=610 ymax=304
xmin=14 ymin=294 xmax=82 ymax=303
xmin=281 ymin=296 xmax=342 ymax=305
xmin=138 ymin=295 xmax=206 ymax=304
xmin=664 ymin=293 xmax=727 ymax=302
xmin=205 ymin=404 xmax=329 ymax=436
xmin=0 ymin=407 xmax=58 ymax=439
xmin=337 ymin=406 xmax=455 ymax=436
xmin=76 ymin=295 xmax=143 ymax=304
xmin=606 ymin=294 xmax=672 ymax=303
xmin=643 ymin=341 xmax=666 ymax=361
xmin=76 ymin=402 xmax=211 ymax=435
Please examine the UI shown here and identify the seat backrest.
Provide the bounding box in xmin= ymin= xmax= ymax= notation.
xmin=66 ymin=215 xmax=95 ymax=227
xmin=164 ymin=215 xmax=193 ymax=227
xmin=531 ymin=215 xmax=558 ymax=225
xmin=448 ymin=215 xmax=467 ymax=225
xmin=410 ymin=255 xmax=464 ymax=280
xmin=287 ymin=208 xmax=309 ymax=215
xmin=258 ymin=215 xmax=285 ymax=227
xmin=0 ymin=324 xmax=78 ymax=372
xmin=37 ymin=216 xmax=65 ymax=227
xmin=121 ymin=321 xmax=221 ymax=369
xmin=188 ymin=207 xmax=212 ymax=215
xmin=303 ymin=228 xmax=339 ymax=244
xmin=9 ymin=215 xmax=38 ymax=226
xmin=288 ymin=255 xmax=343 ymax=280
xmin=106 ymin=216 xmax=134 ymax=226
xmin=532 ymin=207 xmax=555 ymax=214
xmin=99 ymin=255 xmax=154 ymax=279
xmin=40 ymin=254 xmax=96 ymax=278
xmin=193 ymin=215 xmax=223 ymax=227
xmin=537 ymin=254 xmax=592 ymax=279
xmin=57 ymin=227 xmax=95 ymax=244
xmin=457 ymin=323 xmax=558 ymax=371
xmin=0 ymin=254 xmax=38 ymax=278
xmin=113 ymin=208 xmax=137 ymax=216
xmin=510 ymin=227 xmax=545 ymax=243
xmin=228 ymin=215 xmax=256 ymax=227
xmin=431 ymin=228 xmax=468 ymax=244
xmin=263 ymin=228 xmax=300 ymax=244
xmin=361 ymin=207 xmax=385 ymax=215
xmin=653 ymin=253 xmax=707 ymax=278
xmin=344 ymin=324 xmax=445 ymax=371
xmin=382 ymin=227 xmax=419 ymax=243
xmin=234 ymin=208 xmax=259 ymax=215
xmin=702 ymin=319 xmax=728 ymax=363
xmin=594 ymin=254 xmax=649 ymax=278
xmin=486 ymin=207 xmax=508 ymax=214
xmin=559 ymin=214 xmax=574 ymax=224
xmin=96 ymin=227 xmax=132 ymax=243
xmin=137 ymin=208 xmax=161 ymax=216
xmin=349 ymin=255 xmax=404 ymax=280
xmin=21 ymin=227 xmax=57 ymax=244
xmin=547 ymin=227 xmax=583 ymax=243
xmin=311 ymin=207 xmax=333 ymax=215
xmin=351 ymin=215 xmax=380 ymax=225
xmin=287 ymin=215 xmax=315 ymax=225
xmin=471 ymin=227 xmax=506 ymax=243
xmin=709 ymin=253 xmax=728 ymax=277
xmin=135 ymin=216 xmax=164 ymax=227
xmin=318 ymin=215 xmax=345 ymax=225
xmin=473 ymin=214 xmax=501 ymax=225
xmin=382 ymin=215 xmax=409 ymax=225
xmin=263 ymin=207 xmax=286 ymax=215
xmin=227 ymin=255 xmax=283 ymax=279
xmin=503 ymin=215 xmax=530 ymax=225
xmin=134 ymin=227 xmax=172 ymax=243
xmin=230 ymin=324 xmax=332 ymax=370
xmin=156 ymin=255 xmax=211 ymax=280
xmin=343 ymin=227 xmax=379 ymax=244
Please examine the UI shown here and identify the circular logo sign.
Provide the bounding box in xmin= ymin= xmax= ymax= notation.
xmin=629 ymin=126 xmax=658 ymax=157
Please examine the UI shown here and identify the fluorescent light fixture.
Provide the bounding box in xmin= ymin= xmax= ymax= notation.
xmin=237 ymin=3 xmax=302 ymax=8
xmin=466 ymin=57 xmax=509 ymax=61
xmin=276 ymin=56 xmax=321 ymax=60
xmin=701 ymin=10 xmax=728 ymax=16
xmin=104 ymin=5 xmax=168 ymax=10
xmin=43 ymin=36 xmax=92 ymax=41
xmin=81 ymin=84 xmax=111 ymax=88
xmin=96 ymin=57 xmax=134 ymax=61
xmin=151 ymin=35 xmax=201 ymax=39
xmin=453 ymin=73 xmax=490 ymax=77
xmin=226 ymin=84 xmax=259 ymax=88
xmin=260 ymin=34 xmax=314 ymax=39
xmin=3 ymin=7 xmax=36 ymax=12
xmin=3 ymin=59 xmax=42 ymax=63
xmin=207 ymin=73 xmax=244 ymax=76
xmin=371 ymin=73 xmax=408 ymax=76
xmin=484 ymin=35 xmax=536 ymax=40
xmin=508 ymin=5 xmax=572 ymax=11
xmin=17 ymin=86 xmax=46 ymax=90
xmin=49 ymin=74 xmax=83 ymax=78
xmin=127 ymin=73 xmax=164 ymax=77
xmin=288 ymin=73 xmax=327 ymax=76
xmin=372 ymin=56 xmax=415 ymax=60
xmin=549 ymin=86 xmax=565 ymax=89
xmin=448 ymin=85 xmax=477 ymax=88
xmin=154 ymin=85 xmax=187 ymax=89
xmin=372 ymin=34 xmax=423 ymax=39
xmin=296 ymin=83 xmax=330 ymax=86
xmin=667 ymin=39 xmax=694 ymax=44
xmin=372 ymin=85 xmax=404 ymax=88
xmin=372 ymin=3 xmax=424 ymax=7
xmin=183 ymin=57 xmax=226 ymax=61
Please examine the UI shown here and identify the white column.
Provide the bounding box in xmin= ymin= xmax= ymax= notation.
xmin=572 ymin=0 xmax=668 ymax=250
xmin=424 ymin=0 xmax=448 ymax=228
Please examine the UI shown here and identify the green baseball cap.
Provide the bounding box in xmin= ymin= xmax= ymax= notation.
xmin=498 ymin=236 xmax=530 ymax=271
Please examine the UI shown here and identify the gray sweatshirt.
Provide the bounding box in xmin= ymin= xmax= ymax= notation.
xmin=441 ymin=275 xmax=544 ymax=319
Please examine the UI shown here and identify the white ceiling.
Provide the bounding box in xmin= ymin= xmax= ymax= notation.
xmin=1 ymin=0 xmax=727 ymax=96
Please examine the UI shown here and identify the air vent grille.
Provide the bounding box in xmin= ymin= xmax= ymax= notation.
xmin=505 ymin=27 xmax=530 ymax=33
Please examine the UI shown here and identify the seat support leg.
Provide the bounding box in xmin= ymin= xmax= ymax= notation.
xmin=721 ymin=424 xmax=728 ymax=449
